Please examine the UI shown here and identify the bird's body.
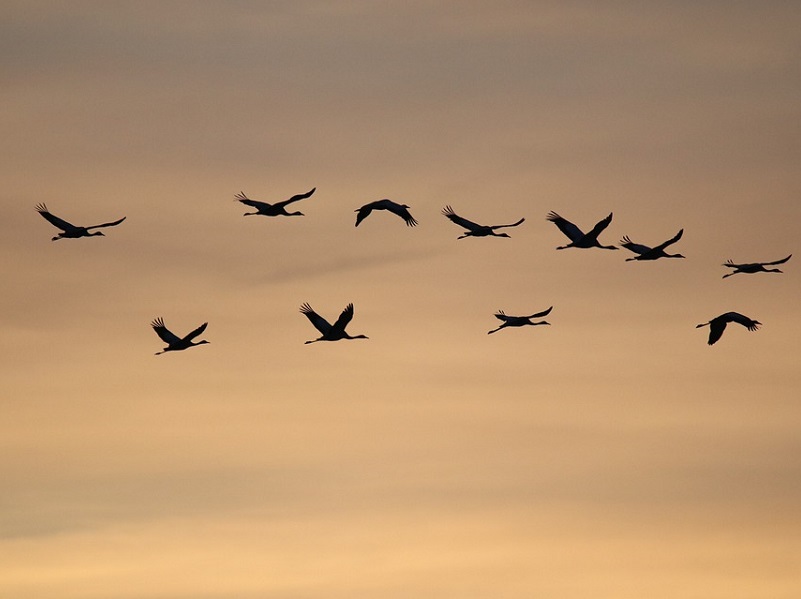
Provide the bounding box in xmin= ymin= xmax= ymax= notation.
xmin=35 ymin=203 xmax=126 ymax=241
xmin=696 ymin=312 xmax=761 ymax=345
xmin=235 ymin=188 xmax=315 ymax=217
xmin=441 ymin=205 xmax=524 ymax=239
xmin=620 ymin=229 xmax=685 ymax=261
xmin=151 ymin=318 xmax=210 ymax=355
xmin=722 ymin=254 xmax=791 ymax=278
xmin=546 ymin=211 xmax=617 ymax=250
xmin=300 ymin=302 xmax=368 ymax=343
xmin=488 ymin=306 xmax=553 ymax=334
xmin=354 ymin=199 xmax=418 ymax=227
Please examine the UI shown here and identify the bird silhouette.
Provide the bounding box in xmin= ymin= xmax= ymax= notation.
xmin=695 ymin=312 xmax=761 ymax=345
xmin=441 ymin=205 xmax=525 ymax=239
xmin=488 ymin=306 xmax=553 ymax=334
xmin=354 ymin=199 xmax=418 ymax=227
xmin=722 ymin=254 xmax=791 ymax=278
xmin=35 ymin=203 xmax=126 ymax=241
xmin=235 ymin=188 xmax=315 ymax=217
xmin=151 ymin=318 xmax=210 ymax=355
xmin=300 ymin=303 xmax=369 ymax=344
xmin=620 ymin=229 xmax=685 ymax=261
xmin=546 ymin=211 xmax=618 ymax=250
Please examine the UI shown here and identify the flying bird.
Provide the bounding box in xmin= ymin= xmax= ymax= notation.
xmin=695 ymin=312 xmax=761 ymax=345
xmin=354 ymin=199 xmax=418 ymax=227
xmin=546 ymin=211 xmax=618 ymax=250
xmin=487 ymin=306 xmax=553 ymax=334
xmin=620 ymin=229 xmax=685 ymax=261
xmin=35 ymin=203 xmax=126 ymax=241
xmin=300 ymin=302 xmax=369 ymax=344
xmin=722 ymin=254 xmax=791 ymax=278
xmin=235 ymin=188 xmax=316 ymax=217
xmin=151 ymin=317 xmax=210 ymax=355
xmin=441 ymin=205 xmax=525 ymax=239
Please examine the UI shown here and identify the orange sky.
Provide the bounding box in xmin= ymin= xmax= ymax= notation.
xmin=2 ymin=2 xmax=800 ymax=597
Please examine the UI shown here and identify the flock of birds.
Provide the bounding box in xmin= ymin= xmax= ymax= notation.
xmin=35 ymin=193 xmax=791 ymax=352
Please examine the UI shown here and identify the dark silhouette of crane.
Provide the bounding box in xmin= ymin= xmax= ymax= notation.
xmin=300 ymin=303 xmax=369 ymax=344
xmin=442 ymin=205 xmax=524 ymax=239
xmin=355 ymin=199 xmax=418 ymax=227
xmin=151 ymin=318 xmax=210 ymax=355
xmin=696 ymin=312 xmax=761 ymax=345
xmin=488 ymin=306 xmax=553 ymax=334
xmin=722 ymin=254 xmax=791 ymax=278
xmin=235 ymin=188 xmax=316 ymax=217
xmin=35 ymin=203 xmax=126 ymax=241
xmin=546 ymin=211 xmax=617 ymax=250
xmin=620 ymin=229 xmax=685 ymax=261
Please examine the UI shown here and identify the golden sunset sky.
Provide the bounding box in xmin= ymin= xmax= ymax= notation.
xmin=2 ymin=2 xmax=800 ymax=597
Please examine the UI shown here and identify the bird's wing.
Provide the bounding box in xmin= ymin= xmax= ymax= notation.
xmin=279 ymin=187 xmax=316 ymax=206
xmin=183 ymin=322 xmax=209 ymax=341
xmin=387 ymin=203 xmax=418 ymax=227
xmin=527 ymin=306 xmax=553 ymax=319
xmin=722 ymin=259 xmax=741 ymax=268
xmin=330 ymin=303 xmax=355 ymax=334
xmin=491 ymin=217 xmax=525 ymax=230
xmin=726 ymin=312 xmax=760 ymax=331
xmin=493 ymin=310 xmax=511 ymax=322
xmin=653 ymin=228 xmax=684 ymax=251
xmin=442 ymin=205 xmax=481 ymax=231
xmin=763 ymin=254 xmax=792 ymax=266
xmin=354 ymin=204 xmax=375 ymax=227
xmin=586 ymin=212 xmax=614 ymax=239
xmin=300 ymin=303 xmax=331 ymax=334
xmin=151 ymin=318 xmax=182 ymax=345
xmin=86 ymin=216 xmax=126 ymax=230
xmin=546 ymin=211 xmax=584 ymax=241
xmin=707 ymin=319 xmax=727 ymax=345
xmin=619 ymin=236 xmax=650 ymax=255
xmin=235 ymin=192 xmax=271 ymax=210
xmin=35 ymin=204 xmax=76 ymax=231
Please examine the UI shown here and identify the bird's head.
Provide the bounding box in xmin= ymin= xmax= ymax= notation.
xmin=498 ymin=233 xmax=511 ymax=238
xmin=92 ymin=232 xmax=105 ymax=237
xmin=289 ymin=210 xmax=304 ymax=216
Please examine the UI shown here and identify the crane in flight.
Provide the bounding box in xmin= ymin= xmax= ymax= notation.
xmin=695 ymin=312 xmax=761 ymax=345
xmin=355 ymin=199 xmax=418 ymax=227
xmin=151 ymin=318 xmax=210 ymax=355
xmin=487 ymin=306 xmax=553 ymax=334
xmin=442 ymin=205 xmax=524 ymax=239
xmin=722 ymin=254 xmax=791 ymax=278
xmin=35 ymin=203 xmax=126 ymax=241
xmin=300 ymin=302 xmax=369 ymax=344
xmin=235 ymin=188 xmax=316 ymax=217
xmin=620 ymin=229 xmax=685 ymax=261
xmin=546 ymin=211 xmax=617 ymax=250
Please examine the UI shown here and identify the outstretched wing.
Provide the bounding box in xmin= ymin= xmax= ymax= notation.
xmin=442 ymin=205 xmax=481 ymax=231
xmin=330 ymin=303 xmax=355 ymax=335
xmin=86 ymin=216 xmax=126 ymax=230
xmin=354 ymin=204 xmax=375 ymax=227
xmin=725 ymin=312 xmax=760 ymax=332
xmin=764 ymin=254 xmax=792 ymax=266
xmin=586 ymin=212 xmax=614 ymax=240
xmin=722 ymin=259 xmax=740 ymax=268
xmin=386 ymin=202 xmax=418 ymax=227
xmin=619 ymin=235 xmax=651 ymax=255
xmin=707 ymin=319 xmax=727 ymax=345
xmin=279 ymin=187 xmax=316 ymax=207
xmin=235 ymin=192 xmax=271 ymax=210
xmin=151 ymin=317 xmax=182 ymax=345
xmin=546 ymin=211 xmax=584 ymax=242
xmin=300 ymin=303 xmax=332 ymax=335
xmin=526 ymin=306 xmax=553 ymax=319
xmin=35 ymin=203 xmax=76 ymax=232
xmin=493 ymin=310 xmax=511 ymax=322
xmin=183 ymin=322 xmax=208 ymax=341
xmin=653 ymin=228 xmax=683 ymax=251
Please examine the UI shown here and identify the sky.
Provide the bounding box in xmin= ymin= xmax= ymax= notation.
xmin=1 ymin=1 xmax=800 ymax=597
